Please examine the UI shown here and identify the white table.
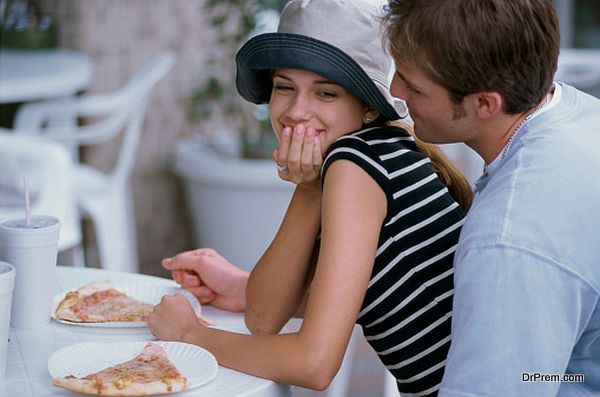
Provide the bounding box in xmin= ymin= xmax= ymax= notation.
xmin=0 ymin=50 xmax=92 ymax=103
xmin=2 ymin=266 xmax=292 ymax=397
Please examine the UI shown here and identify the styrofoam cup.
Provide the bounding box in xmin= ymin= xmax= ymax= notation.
xmin=0 ymin=261 xmax=16 ymax=379
xmin=0 ymin=215 xmax=60 ymax=328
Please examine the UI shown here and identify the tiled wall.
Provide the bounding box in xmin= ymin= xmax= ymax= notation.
xmin=41 ymin=0 xmax=220 ymax=276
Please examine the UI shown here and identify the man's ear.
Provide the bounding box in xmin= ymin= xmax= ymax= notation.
xmin=469 ymin=92 xmax=503 ymax=119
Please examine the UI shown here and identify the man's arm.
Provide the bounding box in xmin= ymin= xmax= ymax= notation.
xmin=440 ymin=244 xmax=595 ymax=396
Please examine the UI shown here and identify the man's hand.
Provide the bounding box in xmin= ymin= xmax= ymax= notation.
xmin=162 ymin=248 xmax=248 ymax=312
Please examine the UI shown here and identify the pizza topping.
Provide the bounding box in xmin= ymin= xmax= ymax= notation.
xmin=54 ymin=280 xmax=215 ymax=327
xmin=54 ymin=281 xmax=156 ymax=323
xmin=53 ymin=342 xmax=189 ymax=396
xmin=69 ymin=289 xmax=154 ymax=322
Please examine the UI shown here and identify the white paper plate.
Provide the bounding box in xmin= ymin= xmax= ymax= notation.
xmin=52 ymin=283 xmax=203 ymax=328
xmin=49 ymin=341 xmax=218 ymax=393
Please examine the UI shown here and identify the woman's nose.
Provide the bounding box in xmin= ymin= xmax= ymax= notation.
xmin=284 ymin=94 xmax=313 ymax=123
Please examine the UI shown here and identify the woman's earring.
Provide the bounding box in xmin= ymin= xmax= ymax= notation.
xmin=364 ymin=115 xmax=373 ymax=124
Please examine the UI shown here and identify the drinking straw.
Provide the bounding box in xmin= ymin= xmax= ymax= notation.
xmin=23 ymin=177 xmax=31 ymax=226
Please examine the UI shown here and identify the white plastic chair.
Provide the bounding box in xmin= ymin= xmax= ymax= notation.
xmin=12 ymin=53 xmax=175 ymax=272
xmin=0 ymin=131 xmax=83 ymax=265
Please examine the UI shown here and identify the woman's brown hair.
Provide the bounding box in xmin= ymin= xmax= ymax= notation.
xmin=388 ymin=121 xmax=474 ymax=212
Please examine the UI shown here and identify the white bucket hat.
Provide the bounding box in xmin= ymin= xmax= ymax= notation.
xmin=235 ymin=0 xmax=402 ymax=120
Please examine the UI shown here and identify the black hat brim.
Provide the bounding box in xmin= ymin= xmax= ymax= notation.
xmin=236 ymin=33 xmax=400 ymax=121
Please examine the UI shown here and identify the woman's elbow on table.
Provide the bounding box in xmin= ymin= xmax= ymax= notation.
xmin=294 ymin=349 xmax=339 ymax=391
xmin=284 ymin=334 xmax=344 ymax=391
xmin=304 ymin=369 xmax=337 ymax=391
xmin=244 ymin=312 xmax=286 ymax=336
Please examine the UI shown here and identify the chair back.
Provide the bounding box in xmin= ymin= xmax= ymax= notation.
xmin=0 ymin=131 xmax=81 ymax=252
xmin=102 ymin=52 xmax=176 ymax=185
xmin=13 ymin=52 xmax=176 ymax=185
xmin=9 ymin=53 xmax=175 ymax=271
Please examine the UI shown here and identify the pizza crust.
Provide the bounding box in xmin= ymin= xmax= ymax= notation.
xmin=54 ymin=290 xmax=85 ymax=322
xmin=53 ymin=376 xmax=188 ymax=396
xmin=77 ymin=280 xmax=114 ymax=295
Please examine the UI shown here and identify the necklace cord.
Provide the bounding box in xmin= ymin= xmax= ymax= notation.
xmin=500 ymin=93 xmax=551 ymax=160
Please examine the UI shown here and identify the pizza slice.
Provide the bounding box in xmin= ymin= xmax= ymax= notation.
xmin=54 ymin=280 xmax=154 ymax=323
xmin=54 ymin=280 xmax=215 ymax=326
xmin=53 ymin=342 xmax=189 ymax=396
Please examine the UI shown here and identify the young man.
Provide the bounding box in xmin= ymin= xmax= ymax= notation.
xmin=384 ymin=0 xmax=600 ymax=395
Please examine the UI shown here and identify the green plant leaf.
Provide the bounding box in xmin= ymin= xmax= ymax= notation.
xmin=189 ymin=0 xmax=287 ymax=158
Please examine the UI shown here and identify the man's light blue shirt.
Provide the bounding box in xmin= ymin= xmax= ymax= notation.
xmin=440 ymin=84 xmax=600 ymax=396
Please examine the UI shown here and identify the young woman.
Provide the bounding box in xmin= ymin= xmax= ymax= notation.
xmin=149 ymin=1 xmax=472 ymax=395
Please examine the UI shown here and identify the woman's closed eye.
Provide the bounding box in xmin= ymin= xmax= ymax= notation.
xmin=273 ymin=84 xmax=295 ymax=93
xmin=317 ymin=91 xmax=338 ymax=100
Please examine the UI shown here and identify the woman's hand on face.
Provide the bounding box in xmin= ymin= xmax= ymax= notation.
xmin=274 ymin=124 xmax=323 ymax=190
xmin=147 ymin=295 xmax=203 ymax=342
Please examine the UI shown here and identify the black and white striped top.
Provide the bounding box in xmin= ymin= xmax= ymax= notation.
xmin=322 ymin=126 xmax=465 ymax=397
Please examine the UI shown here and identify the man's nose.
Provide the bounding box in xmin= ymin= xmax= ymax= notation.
xmin=390 ymin=74 xmax=409 ymax=101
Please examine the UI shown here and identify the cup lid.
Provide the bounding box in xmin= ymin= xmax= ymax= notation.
xmin=0 ymin=215 xmax=60 ymax=230
xmin=0 ymin=215 xmax=60 ymax=248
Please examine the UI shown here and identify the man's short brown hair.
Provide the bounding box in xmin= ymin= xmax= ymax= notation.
xmin=383 ymin=0 xmax=560 ymax=114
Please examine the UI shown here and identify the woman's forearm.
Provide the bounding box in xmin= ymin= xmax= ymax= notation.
xmin=245 ymin=185 xmax=321 ymax=334
xmin=184 ymin=326 xmax=340 ymax=390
